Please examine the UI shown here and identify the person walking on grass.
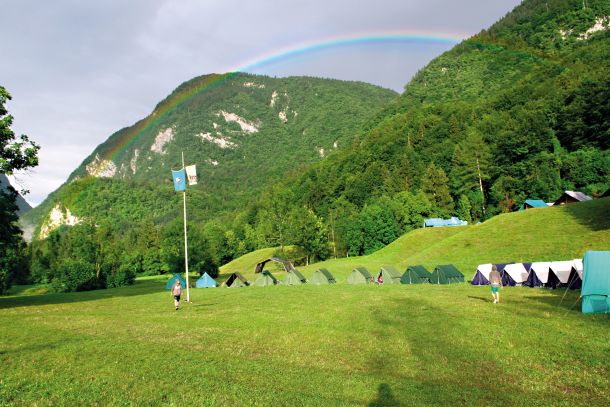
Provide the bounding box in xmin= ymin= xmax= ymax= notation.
xmin=489 ymin=265 xmax=502 ymax=304
xmin=172 ymin=279 xmax=183 ymax=310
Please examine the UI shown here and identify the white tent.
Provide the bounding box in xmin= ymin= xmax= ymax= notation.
xmin=549 ymin=261 xmax=575 ymax=284
xmin=529 ymin=262 xmax=551 ymax=284
xmin=503 ymin=263 xmax=529 ymax=284
xmin=472 ymin=264 xmax=493 ymax=285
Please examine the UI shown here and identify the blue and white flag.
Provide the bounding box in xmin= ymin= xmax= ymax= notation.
xmin=172 ymin=169 xmax=187 ymax=192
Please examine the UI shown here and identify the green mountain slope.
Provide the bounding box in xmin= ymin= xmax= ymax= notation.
xmin=23 ymin=74 xmax=396 ymax=237
xmin=224 ymin=198 xmax=610 ymax=282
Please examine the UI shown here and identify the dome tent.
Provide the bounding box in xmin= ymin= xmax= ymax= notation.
xmin=347 ymin=267 xmax=373 ymax=285
xmin=310 ymin=268 xmax=336 ymax=285
xmin=430 ymin=264 xmax=464 ymax=284
xmin=195 ymin=272 xmax=217 ymax=288
xmin=401 ymin=265 xmax=432 ymax=284
xmin=253 ymin=270 xmax=280 ymax=287
xmin=375 ymin=266 xmax=402 ymax=284
xmin=165 ymin=273 xmax=186 ymax=290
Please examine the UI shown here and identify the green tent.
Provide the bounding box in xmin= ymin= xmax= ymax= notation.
xmin=582 ymin=251 xmax=610 ymax=314
xmin=375 ymin=266 xmax=402 ymax=284
xmin=225 ymin=272 xmax=250 ymax=288
xmin=347 ymin=267 xmax=373 ymax=285
xmin=401 ymin=265 xmax=432 ymax=284
xmin=430 ymin=264 xmax=464 ymax=284
xmin=310 ymin=268 xmax=336 ymax=285
xmin=253 ymin=270 xmax=279 ymax=287
xmin=165 ymin=273 xmax=186 ymax=290
xmin=283 ymin=269 xmax=307 ymax=285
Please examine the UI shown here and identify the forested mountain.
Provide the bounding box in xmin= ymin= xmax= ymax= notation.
xmin=233 ymin=0 xmax=609 ymax=259
xmin=23 ymin=74 xmax=396 ymax=237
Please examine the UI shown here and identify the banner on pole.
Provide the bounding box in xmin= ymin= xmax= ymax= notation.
xmin=172 ymin=169 xmax=187 ymax=192
xmin=185 ymin=165 xmax=198 ymax=186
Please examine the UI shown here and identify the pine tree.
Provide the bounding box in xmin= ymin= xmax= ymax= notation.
xmin=422 ymin=163 xmax=454 ymax=215
xmin=450 ymin=129 xmax=491 ymax=214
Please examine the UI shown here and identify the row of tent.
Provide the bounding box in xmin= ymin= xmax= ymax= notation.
xmin=472 ymin=260 xmax=584 ymax=289
xmin=348 ymin=265 xmax=465 ymax=285
xmin=471 ymin=251 xmax=610 ymax=314
xmin=164 ymin=264 xmax=466 ymax=290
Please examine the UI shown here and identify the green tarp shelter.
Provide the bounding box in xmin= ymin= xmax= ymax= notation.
xmin=225 ymin=272 xmax=250 ymax=288
xmin=283 ymin=269 xmax=307 ymax=285
xmin=430 ymin=264 xmax=464 ymax=284
xmin=375 ymin=266 xmax=402 ymax=284
xmin=310 ymin=268 xmax=336 ymax=285
xmin=582 ymin=251 xmax=610 ymax=314
xmin=165 ymin=273 xmax=186 ymax=290
xmin=253 ymin=270 xmax=279 ymax=287
xmin=401 ymin=265 xmax=432 ymax=284
xmin=347 ymin=267 xmax=373 ymax=285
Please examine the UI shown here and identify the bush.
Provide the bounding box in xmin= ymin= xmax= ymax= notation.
xmin=52 ymin=260 xmax=98 ymax=292
xmin=107 ymin=264 xmax=136 ymax=288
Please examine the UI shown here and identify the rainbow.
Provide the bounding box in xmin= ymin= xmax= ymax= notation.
xmin=100 ymin=31 xmax=466 ymax=165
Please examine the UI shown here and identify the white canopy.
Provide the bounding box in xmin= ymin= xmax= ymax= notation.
xmin=530 ymin=262 xmax=551 ymax=283
xmin=474 ymin=264 xmax=493 ymax=281
xmin=549 ymin=260 xmax=574 ymax=283
xmin=503 ymin=263 xmax=529 ymax=284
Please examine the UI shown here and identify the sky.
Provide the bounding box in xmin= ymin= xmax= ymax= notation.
xmin=2 ymin=0 xmax=522 ymax=206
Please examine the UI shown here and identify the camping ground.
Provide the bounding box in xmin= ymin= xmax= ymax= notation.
xmin=2 ymin=200 xmax=609 ymax=405
xmin=1 ymin=280 xmax=608 ymax=405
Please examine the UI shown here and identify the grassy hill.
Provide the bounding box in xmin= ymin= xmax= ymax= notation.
xmin=1 ymin=276 xmax=608 ymax=405
xmin=223 ymin=198 xmax=610 ymax=282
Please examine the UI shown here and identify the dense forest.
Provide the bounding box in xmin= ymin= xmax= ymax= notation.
xmin=14 ymin=0 xmax=610 ymax=292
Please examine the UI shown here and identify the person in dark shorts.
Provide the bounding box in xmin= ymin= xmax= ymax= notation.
xmin=489 ymin=265 xmax=502 ymax=304
xmin=172 ymin=279 xmax=183 ymax=310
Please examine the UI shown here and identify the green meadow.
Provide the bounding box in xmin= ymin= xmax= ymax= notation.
xmin=1 ymin=280 xmax=609 ymax=406
xmin=2 ymin=200 xmax=609 ymax=406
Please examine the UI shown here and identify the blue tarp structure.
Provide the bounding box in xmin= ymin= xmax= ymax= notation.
xmin=582 ymin=251 xmax=610 ymax=314
xmin=519 ymin=199 xmax=548 ymax=210
xmin=195 ymin=272 xmax=217 ymax=288
xmin=165 ymin=273 xmax=186 ymax=290
xmin=423 ymin=217 xmax=468 ymax=228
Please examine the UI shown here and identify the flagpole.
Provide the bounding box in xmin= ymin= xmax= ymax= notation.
xmin=182 ymin=151 xmax=190 ymax=303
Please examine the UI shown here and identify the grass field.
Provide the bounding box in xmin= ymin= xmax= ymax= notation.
xmin=1 ymin=278 xmax=609 ymax=406
xmin=2 ymin=200 xmax=609 ymax=405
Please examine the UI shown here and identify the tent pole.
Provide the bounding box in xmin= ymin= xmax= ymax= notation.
xmin=558 ymin=272 xmax=577 ymax=308
xmin=182 ymin=151 xmax=190 ymax=303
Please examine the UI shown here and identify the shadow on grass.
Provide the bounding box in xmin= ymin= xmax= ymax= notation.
xmin=366 ymin=296 xmax=541 ymax=405
xmin=0 ymin=278 xmax=165 ymax=309
xmin=368 ymin=383 xmax=402 ymax=407
xmin=467 ymin=295 xmax=491 ymax=303
xmin=522 ymin=288 xmax=583 ymax=312
xmin=562 ymin=198 xmax=610 ymax=232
